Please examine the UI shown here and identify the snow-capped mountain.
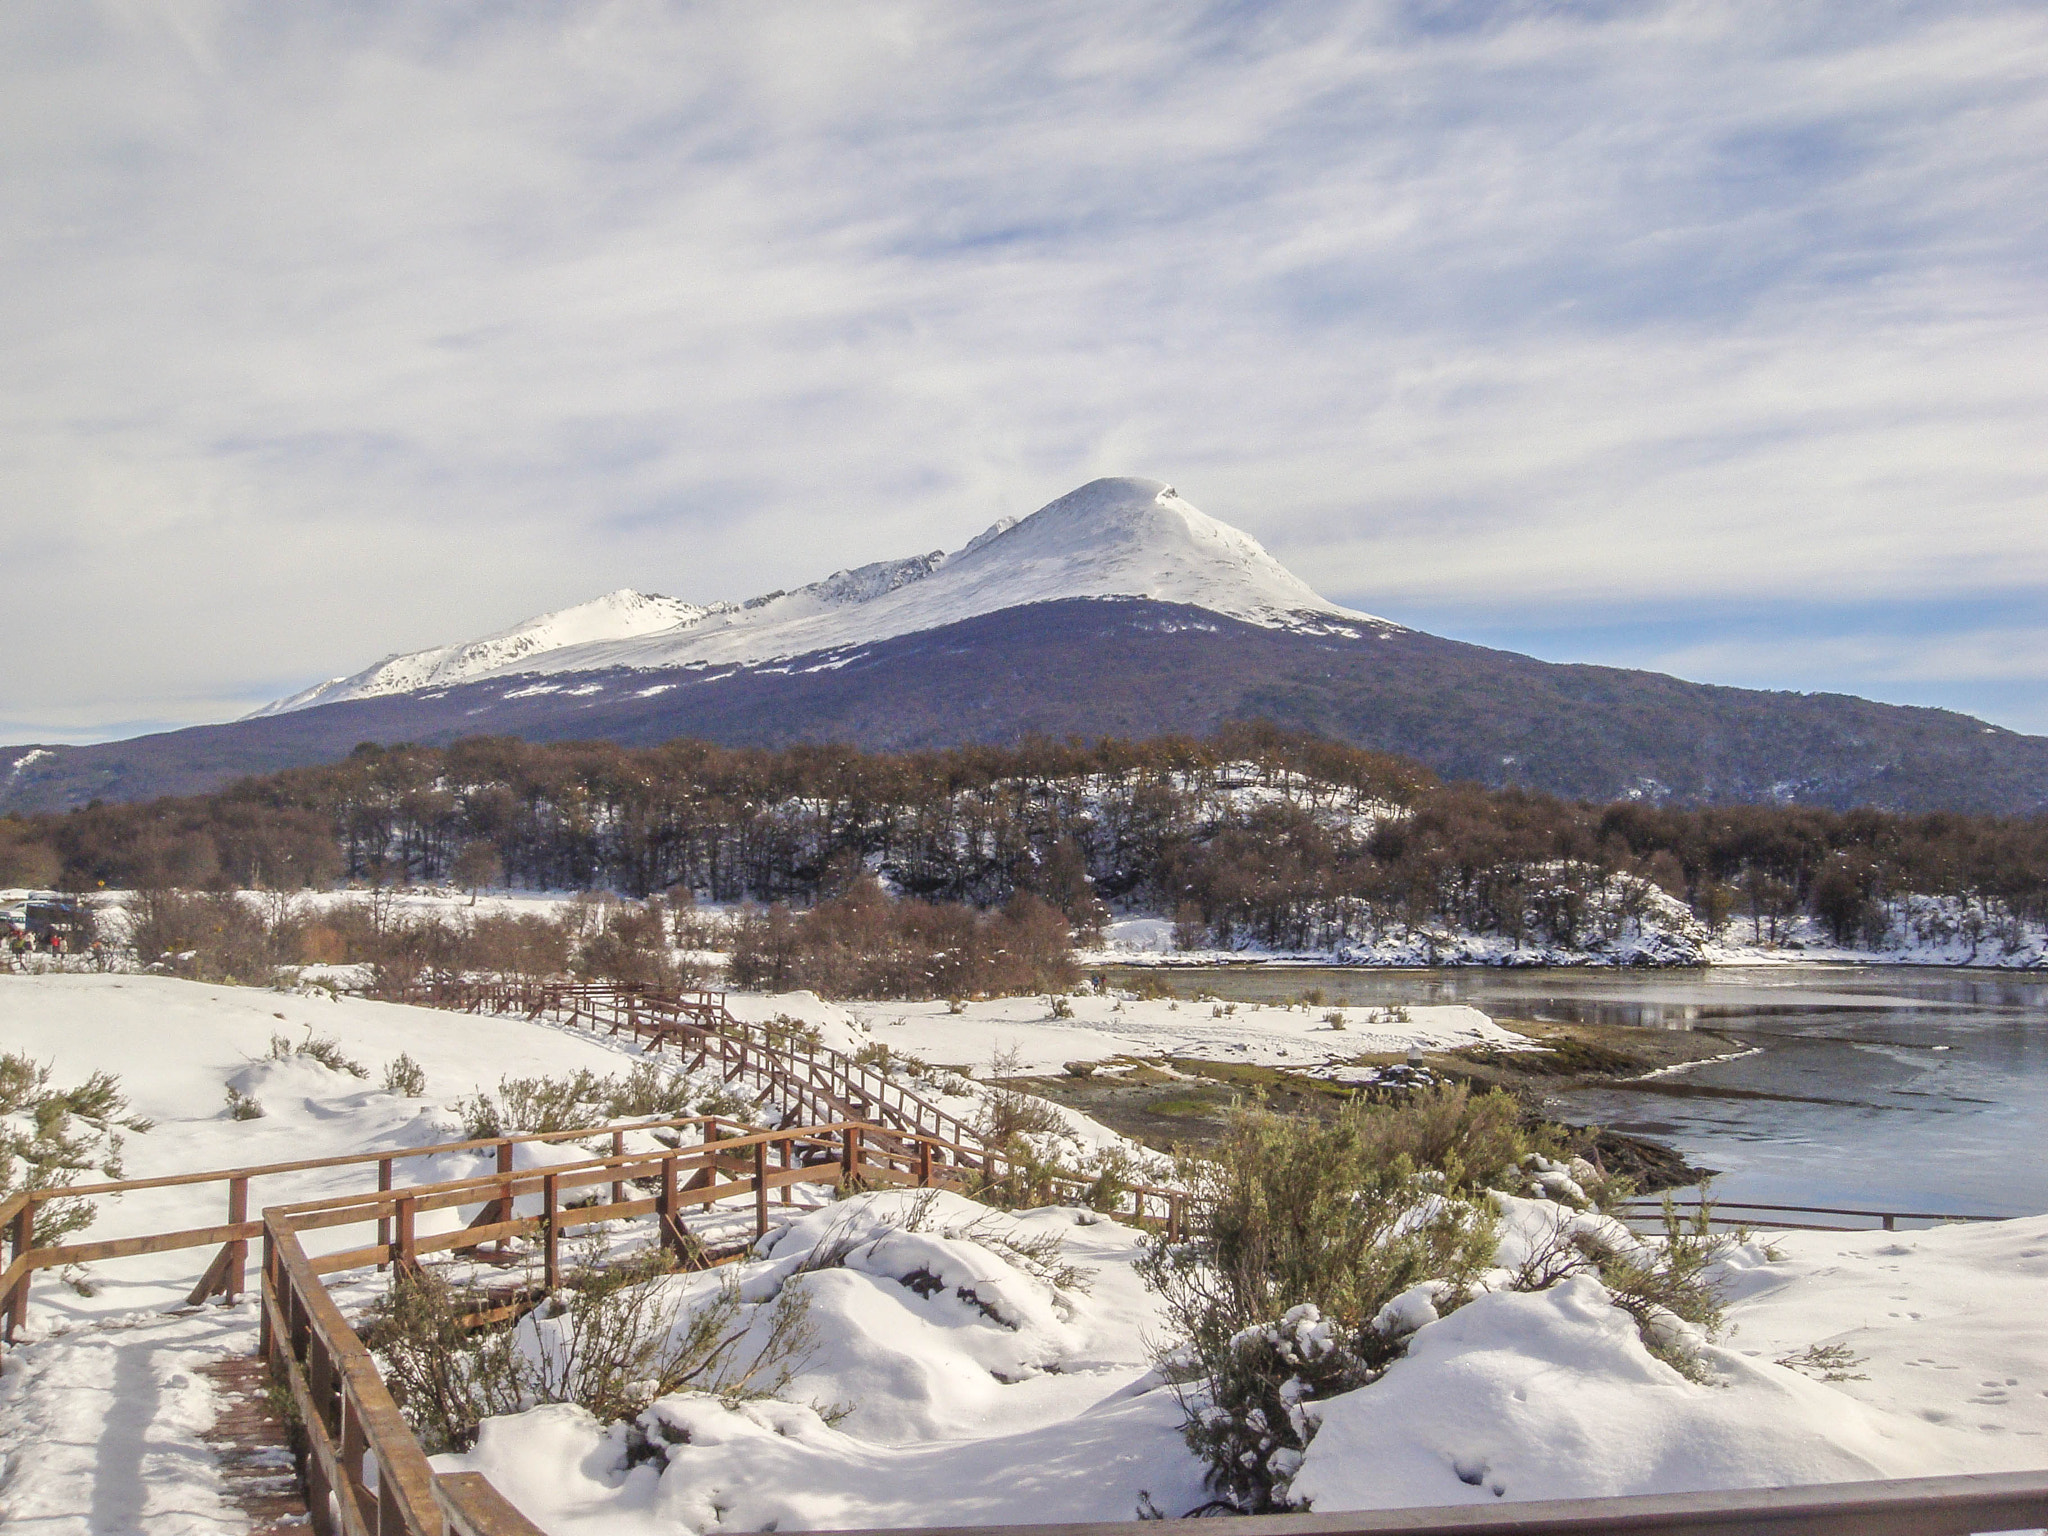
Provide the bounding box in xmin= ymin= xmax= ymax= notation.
xmin=253 ymin=479 xmax=1388 ymax=717
xmin=17 ymin=475 xmax=2047 ymax=819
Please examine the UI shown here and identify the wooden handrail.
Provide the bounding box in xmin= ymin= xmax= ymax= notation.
xmin=255 ymin=1113 xmax=935 ymax=1534
xmin=0 ymin=1105 xmax=1189 ymax=1344
xmin=416 ymin=976 xmax=990 ymax=1163
xmin=1618 ymin=1197 xmax=2003 ymax=1234
xmin=802 ymin=1470 xmax=2048 ymax=1535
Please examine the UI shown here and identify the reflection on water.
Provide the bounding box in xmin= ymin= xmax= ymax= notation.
xmin=1096 ymin=964 xmax=2048 ymax=1217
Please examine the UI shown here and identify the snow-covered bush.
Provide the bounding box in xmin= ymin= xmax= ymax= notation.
xmin=367 ymin=1247 xmax=817 ymax=1453
xmin=381 ymin=1051 xmax=428 ymax=1097
xmin=1140 ymin=1094 xmax=1506 ymax=1510
xmin=1498 ymin=1193 xmax=1733 ymax=1382
xmin=0 ymin=1052 xmax=152 ymax=1244
xmin=1145 ymin=1093 xmax=1736 ymax=1511
xmin=456 ymin=1063 xmax=715 ymax=1139
xmin=270 ymin=1027 xmax=366 ymax=1078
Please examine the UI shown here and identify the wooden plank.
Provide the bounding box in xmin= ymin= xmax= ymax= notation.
xmin=779 ymin=1470 xmax=2048 ymax=1536
xmin=24 ymin=1218 xmax=262 ymax=1269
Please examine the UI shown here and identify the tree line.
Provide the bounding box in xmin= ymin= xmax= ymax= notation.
xmin=6 ymin=724 xmax=2047 ymax=954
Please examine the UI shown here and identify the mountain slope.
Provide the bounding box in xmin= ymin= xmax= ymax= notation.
xmin=9 ymin=598 xmax=2047 ymax=815
xmin=249 ymin=478 xmax=1382 ymax=715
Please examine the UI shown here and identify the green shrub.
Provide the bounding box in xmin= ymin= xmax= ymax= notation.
xmin=1139 ymin=1093 xmax=1514 ymax=1511
xmin=0 ymin=1053 xmax=152 ymax=1245
xmin=270 ymin=1028 xmax=368 ymax=1079
xmin=381 ymin=1053 xmax=428 ymax=1098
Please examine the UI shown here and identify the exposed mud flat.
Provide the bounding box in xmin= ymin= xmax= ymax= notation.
xmin=1004 ymin=1014 xmax=1721 ymax=1192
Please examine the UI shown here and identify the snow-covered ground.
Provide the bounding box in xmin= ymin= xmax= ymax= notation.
xmin=0 ymin=973 xmax=730 ymax=1324
xmin=434 ymin=1195 xmax=2048 ymax=1533
xmin=2 ymin=972 xmax=2044 ymax=1534
xmin=732 ymin=987 xmax=1515 ymax=1076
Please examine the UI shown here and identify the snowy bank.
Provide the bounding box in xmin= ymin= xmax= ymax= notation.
xmin=434 ymin=1194 xmax=2048 ymax=1534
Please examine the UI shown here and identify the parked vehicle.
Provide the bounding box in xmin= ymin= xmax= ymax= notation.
xmin=1 ymin=894 xmax=91 ymax=950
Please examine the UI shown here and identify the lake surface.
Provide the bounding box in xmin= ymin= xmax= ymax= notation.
xmin=1096 ymin=964 xmax=2048 ymax=1218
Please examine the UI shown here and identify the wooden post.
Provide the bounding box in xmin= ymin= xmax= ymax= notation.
xmin=225 ymin=1176 xmax=249 ymax=1303
xmin=780 ymin=1136 xmax=793 ymax=1205
xmin=842 ymin=1125 xmax=862 ymax=1185
xmin=304 ymin=1405 xmax=335 ymax=1536
xmin=543 ymin=1174 xmax=560 ymax=1292
xmin=339 ymin=1393 xmax=369 ymax=1525
xmin=918 ymin=1138 xmax=933 ymax=1188
xmin=753 ymin=1141 xmax=770 ymax=1236
xmin=7 ymin=1197 xmax=35 ymax=1341
xmin=375 ymin=1158 xmax=393 ymax=1272
xmin=658 ymin=1154 xmax=679 ymax=1253
xmin=394 ymin=1196 xmax=417 ymax=1273
xmin=611 ymin=1130 xmax=626 ymax=1208
xmin=494 ymin=1139 xmax=514 ymax=1255
xmin=258 ymin=1231 xmax=273 ymax=1360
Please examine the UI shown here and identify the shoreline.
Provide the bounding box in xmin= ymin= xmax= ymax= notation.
xmin=1085 ymin=954 xmax=2048 ymax=974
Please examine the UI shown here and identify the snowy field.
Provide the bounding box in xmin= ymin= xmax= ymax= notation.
xmin=729 ymin=987 xmax=1515 ymax=1076
xmin=3 ymin=973 xmax=2045 ymax=1535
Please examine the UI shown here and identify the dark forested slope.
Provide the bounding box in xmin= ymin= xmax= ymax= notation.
xmin=7 ymin=598 xmax=2047 ymax=815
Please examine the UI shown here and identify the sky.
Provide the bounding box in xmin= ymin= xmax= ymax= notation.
xmin=3 ymin=0 xmax=2045 ymax=744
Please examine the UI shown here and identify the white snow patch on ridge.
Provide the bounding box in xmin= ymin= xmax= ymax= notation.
xmin=254 ymin=479 xmax=1392 ymax=716
xmin=252 ymin=588 xmax=705 ymax=717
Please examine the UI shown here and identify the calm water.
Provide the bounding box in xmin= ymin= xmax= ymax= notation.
xmin=1097 ymin=965 xmax=2048 ymax=1217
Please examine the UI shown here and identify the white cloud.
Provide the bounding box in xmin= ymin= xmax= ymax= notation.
xmin=2 ymin=1 xmax=2045 ymax=740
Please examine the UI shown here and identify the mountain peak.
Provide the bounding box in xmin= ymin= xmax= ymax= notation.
xmin=254 ymin=477 xmax=1383 ymax=716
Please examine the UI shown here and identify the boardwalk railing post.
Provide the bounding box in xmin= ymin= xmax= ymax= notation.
xmin=754 ymin=1140 xmax=770 ymax=1237
xmin=376 ymin=1157 xmax=393 ymax=1272
xmin=919 ymin=1138 xmax=933 ymax=1188
xmin=611 ymin=1130 xmax=626 ymax=1208
xmin=258 ymin=1230 xmax=273 ymax=1360
xmin=659 ymin=1153 xmax=679 ymax=1253
xmin=226 ymin=1175 xmax=249 ymax=1302
xmin=393 ymin=1196 xmax=417 ymax=1273
xmin=6 ymin=1197 xmax=35 ymax=1341
xmin=494 ymin=1139 xmax=514 ymax=1255
xmin=542 ymin=1174 xmax=560 ymax=1292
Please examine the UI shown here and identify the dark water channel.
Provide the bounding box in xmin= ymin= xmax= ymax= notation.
xmin=1097 ymin=965 xmax=2048 ymax=1217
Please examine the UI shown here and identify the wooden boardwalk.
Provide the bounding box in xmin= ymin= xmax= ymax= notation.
xmin=199 ymin=1353 xmax=310 ymax=1533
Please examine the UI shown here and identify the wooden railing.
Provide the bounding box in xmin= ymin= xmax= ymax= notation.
xmin=1 ymin=1110 xmax=801 ymax=1343
xmin=1617 ymin=1196 xmax=2004 ymax=1234
xmin=411 ymin=978 xmax=988 ymax=1159
xmin=824 ymin=1473 xmax=2048 ymax=1536
xmin=260 ymin=1115 xmax=973 ymax=1536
